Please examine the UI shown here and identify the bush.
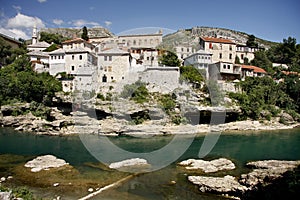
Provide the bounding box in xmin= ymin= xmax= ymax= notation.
xmin=120 ymin=81 xmax=149 ymax=103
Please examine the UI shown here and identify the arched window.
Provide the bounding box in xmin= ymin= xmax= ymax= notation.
xmin=102 ymin=75 xmax=107 ymax=82
xmin=79 ymin=55 xmax=82 ymax=60
xmin=71 ymin=66 xmax=75 ymax=71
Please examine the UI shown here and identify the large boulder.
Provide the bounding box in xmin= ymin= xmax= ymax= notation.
xmin=24 ymin=155 xmax=68 ymax=172
xmin=188 ymin=175 xmax=248 ymax=194
xmin=178 ymin=158 xmax=235 ymax=173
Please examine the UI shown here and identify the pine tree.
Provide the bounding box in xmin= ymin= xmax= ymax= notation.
xmin=81 ymin=26 xmax=89 ymax=41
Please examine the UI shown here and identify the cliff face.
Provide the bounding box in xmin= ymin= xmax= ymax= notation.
xmin=40 ymin=27 xmax=114 ymax=39
xmin=162 ymin=26 xmax=277 ymax=50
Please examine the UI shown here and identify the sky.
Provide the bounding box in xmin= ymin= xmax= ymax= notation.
xmin=0 ymin=0 xmax=299 ymax=42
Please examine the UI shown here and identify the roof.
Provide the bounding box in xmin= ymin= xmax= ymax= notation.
xmin=65 ymin=47 xmax=92 ymax=54
xmin=27 ymin=51 xmax=49 ymax=57
xmin=184 ymin=50 xmax=212 ymax=60
xmin=201 ymin=37 xmax=235 ymax=44
xmin=98 ymin=47 xmax=129 ymax=55
xmin=28 ymin=41 xmax=51 ymax=48
xmin=62 ymin=38 xmax=88 ymax=44
xmin=0 ymin=32 xmax=22 ymax=45
xmin=240 ymin=65 xmax=267 ymax=74
xmin=48 ymin=48 xmax=65 ymax=55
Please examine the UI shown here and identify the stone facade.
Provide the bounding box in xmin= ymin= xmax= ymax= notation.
xmin=98 ymin=48 xmax=131 ymax=84
xmin=175 ymin=46 xmax=195 ymax=61
xmin=236 ymin=44 xmax=258 ymax=64
xmin=199 ymin=37 xmax=236 ymax=64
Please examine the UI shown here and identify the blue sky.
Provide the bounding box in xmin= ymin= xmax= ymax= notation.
xmin=0 ymin=0 xmax=299 ymax=42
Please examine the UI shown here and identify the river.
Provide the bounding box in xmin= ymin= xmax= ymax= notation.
xmin=1 ymin=127 xmax=300 ymax=199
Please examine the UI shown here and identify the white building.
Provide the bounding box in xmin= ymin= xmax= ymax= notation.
xmin=98 ymin=47 xmax=131 ymax=84
xmin=49 ymin=48 xmax=65 ymax=76
xmin=27 ymin=51 xmax=49 ymax=73
xmin=209 ymin=61 xmax=241 ymax=81
xmin=183 ymin=50 xmax=213 ymax=79
xmin=236 ymin=44 xmax=259 ymax=64
xmin=175 ymin=46 xmax=195 ymax=62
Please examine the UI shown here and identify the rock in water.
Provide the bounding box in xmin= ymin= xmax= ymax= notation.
xmin=188 ymin=175 xmax=248 ymax=194
xmin=240 ymin=160 xmax=300 ymax=188
xmin=109 ymin=158 xmax=149 ymax=169
xmin=25 ymin=155 xmax=68 ymax=172
xmin=178 ymin=158 xmax=235 ymax=173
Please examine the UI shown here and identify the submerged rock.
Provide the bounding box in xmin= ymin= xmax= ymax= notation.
xmin=188 ymin=175 xmax=248 ymax=194
xmin=178 ymin=158 xmax=235 ymax=173
xmin=109 ymin=158 xmax=149 ymax=169
xmin=24 ymin=155 xmax=68 ymax=172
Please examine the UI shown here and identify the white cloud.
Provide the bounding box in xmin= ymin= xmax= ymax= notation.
xmin=0 ymin=28 xmax=28 ymax=39
xmin=37 ymin=0 xmax=47 ymax=3
xmin=7 ymin=13 xmax=45 ymax=29
xmin=71 ymin=19 xmax=100 ymax=27
xmin=105 ymin=21 xmax=112 ymax=27
xmin=53 ymin=19 xmax=64 ymax=25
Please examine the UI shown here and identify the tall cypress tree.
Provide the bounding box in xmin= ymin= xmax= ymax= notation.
xmin=81 ymin=26 xmax=89 ymax=41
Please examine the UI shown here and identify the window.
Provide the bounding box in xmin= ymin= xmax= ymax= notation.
xmin=51 ymin=56 xmax=53 ymax=60
xmin=102 ymin=75 xmax=107 ymax=82
xmin=209 ymin=43 xmax=213 ymax=49
xmin=241 ymin=54 xmax=244 ymax=59
xmin=79 ymin=55 xmax=82 ymax=60
xmin=220 ymin=44 xmax=223 ymax=50
xmin=79 ymin=65 xmax=82 ymax=67
xmin=71 ymin=66 xmax=75 ymax=71
xmin=72 ymin=55 xmax=74 ymax=60
xmin=54 ymin=56 xmax=56 ymax=59
xmin=133 ymin=40 xmax=136 ymax=45
xmin=109 ymin=56 xmax=112 ymax=61
xmin=111 ymin=77 xmax=114 ymax=80
xmin=227 ymin=65 xmax=230 ymax=69
xmin=62 ymin=55 xmax=64 ymax=59
xmin=219 ymin=53 xmax=222 ymax=59
xmin=181 ymin=48 xmax=184 ymax=52
xmin=108 ymin=66 xmax=112 ymax=72
xmin=104 ymin=56 xmax=107 ymax=61
xmin=229 ymin=45 xmax=232 ymax=51
xmin=229 ymin=53 xmax=232 ymax=59
xmin=147 ymin=57 xmax=150 ymax=60
xmin=187 ymin=48 xmax=189 ymax=52
xmin=223 ymin=64 xmax=226 ymax=69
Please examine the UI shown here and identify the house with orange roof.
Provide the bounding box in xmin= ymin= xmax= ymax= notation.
xmin=200 ymin=37 xmax=236 ymax=63
xmin=237 ymin=64 xmax=267 ymax=79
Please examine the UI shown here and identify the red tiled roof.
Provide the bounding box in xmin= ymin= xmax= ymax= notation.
xmin=241 ymin=65 xmax=267 ymax=74
xmin=282 ymin=71 xmax=300 ymax=76
xmin=201 ymin=37 xmax=235 ymax=44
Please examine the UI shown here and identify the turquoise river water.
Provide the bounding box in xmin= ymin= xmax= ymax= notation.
xmin=0 ymin=127 xmax=300 ymax=199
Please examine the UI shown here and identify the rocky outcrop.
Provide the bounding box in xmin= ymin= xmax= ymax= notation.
xmin=239 ymin=160 xmax=300 ymax=189
xmin=187 ymin=159 xmax=300 ymax=198
xmin=109 ymin=158 xmax=150 ymax=170
xmin=178 ymin=158 xmax=235 ymax=173
xmin=24 ymin=155 xmax=68 ymax=172
xmin=188 ymin=175 xmax=248 ymax=194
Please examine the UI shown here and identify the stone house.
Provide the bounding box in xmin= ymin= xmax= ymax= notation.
xmin=175 ymin=45 xmax=195 ymax=62
xmin=209 ymin=61 xmax=241 ymax=81
xmin=27 ymin=51 xmax=49 ymax=73
xmin=199 ymin=37 xmax=236 ymax=64
xmin=98 ymin=48 xmax=131 ymax=84
xmin=130 ymin=47 xmax=159 ymax=66
xmin=238 ymin=64 xmax=267 ymax=79
xmin=183 ymin=50 xmax=213 ymax=79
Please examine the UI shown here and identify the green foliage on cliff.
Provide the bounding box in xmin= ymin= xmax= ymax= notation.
xmin=229 ymin=76 xmax=296 ymax=120
xmin=120 ymin=81 xmax=149 ymax=104
xmin=180 ymin=65 xmax=205 ymax=85
xmin=39 ymin=31 xmax=69 ymax=45
xmin=159 ymin=51 xmax=181 ymax=67
xmin=0 ymin=55 xmax=62 ymax=107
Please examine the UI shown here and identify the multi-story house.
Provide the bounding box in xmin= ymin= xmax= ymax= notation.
xmin=98 ymin=47 xmax=131 ymax=84
xmin=175 ymin=45 xmax=195 ymax=61
xmin=130 ymin=47 xmax=159 ymax=66
xmin=199 ymin=37 xmax=236 ymax=64
xmin=236 ymin=44 xmax=259 ymax=64
xmin=183 ymin=50 xmax=213 ymax=79
xmin=209 ymin=61 xmax=241 ymax=81
xmin=49 ymin=48 xmax=65 ymax=76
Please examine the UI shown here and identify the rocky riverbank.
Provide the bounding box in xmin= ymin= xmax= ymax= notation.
xmin=1 ymin=102 xmax=299 ymax=136
xmin=180 ymin=158 xmax=300 ymax=199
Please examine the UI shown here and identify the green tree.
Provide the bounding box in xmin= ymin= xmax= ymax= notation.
xmin=159 ymin=51 xmax=181 ymax=67
xmin=40 ymin=32 xmax=69 ymax=45
xmin=246 ymin=34 xmax=258 ymax=48
xmin=251 ymin=50 xmax=273 ymax=73
xmin=180 ymin=65 xmax=204 ymax=88
xmin=267 ymin=37 xmax=297 ymax=64
xmin=235 ymin=55 xmax=241 ymax=64
xmin=81 ymin=26 xmax=89 ymax=41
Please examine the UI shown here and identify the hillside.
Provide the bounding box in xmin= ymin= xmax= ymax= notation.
xmin=40 ymin=27 xmax=114 ymax=39
xmin=161 ymin=26 xmax=278 ymax=51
